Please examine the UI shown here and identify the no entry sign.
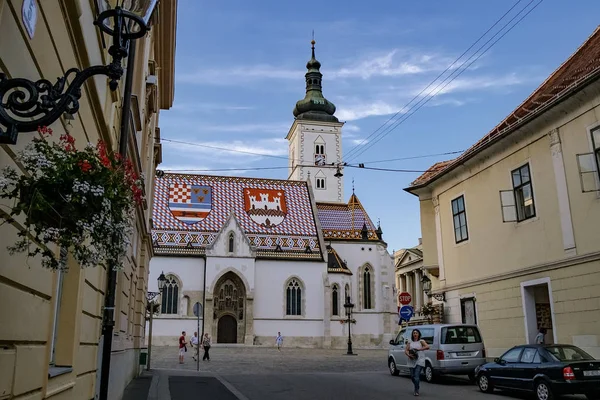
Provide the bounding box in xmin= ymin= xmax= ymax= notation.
xmin=398 ymin=292 xmax=412 ymax=305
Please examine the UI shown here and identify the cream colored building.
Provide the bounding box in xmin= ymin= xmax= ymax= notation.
xmin=405 ymin=26 xmax=600 ymax=359
xmin=0 ymin=2 xmax=176 ymax=399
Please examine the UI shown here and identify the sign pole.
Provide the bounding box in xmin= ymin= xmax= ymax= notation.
xmin=193 ymin=301 xmax=202 ymax=372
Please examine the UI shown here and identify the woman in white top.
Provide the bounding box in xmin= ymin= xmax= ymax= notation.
xmin=405 ymin=329 xmax=430 ymax=396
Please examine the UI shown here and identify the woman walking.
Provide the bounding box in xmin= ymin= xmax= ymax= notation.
xmin=201 ymin=333 xmax=211 ymax=361
xmin=405 ymin=329 xmax=430 ymax=396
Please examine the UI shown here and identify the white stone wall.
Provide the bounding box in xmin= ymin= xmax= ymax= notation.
xmin=148 ymin=257 xmax=205 ymax=293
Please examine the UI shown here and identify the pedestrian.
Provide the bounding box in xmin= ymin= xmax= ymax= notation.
xmin=405 ymin=329 xmax=430 ymax=396
xmin=178 ymin=331 xmax=187 ymax=364
xmin=190 ymin=331 xmax=199 ymax=361
xmin=276 ymin=332 xmax=283 ymax=351
xmin=202 ymin=332 xmax=211 ymax=361
xmin=535 ymin=327 xmax=547 ymax=344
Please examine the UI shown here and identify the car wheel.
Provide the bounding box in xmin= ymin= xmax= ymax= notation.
xmin=477 ymin=373 xmax=494 ymax=393
xmin=534 ymin=380 xmax=554 ymax=400
xmin=388 ymin=358 xmax=399 ymax=376
xmin=424 ymin=363 xmax=435 ymax=383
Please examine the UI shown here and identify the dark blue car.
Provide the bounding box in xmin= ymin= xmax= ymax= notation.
xmin=475 ymin=344 xmax=600 ymax=400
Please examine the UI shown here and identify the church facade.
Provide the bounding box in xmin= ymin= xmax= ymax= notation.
xmin=147 ymin=41 xmax=396 ymax=348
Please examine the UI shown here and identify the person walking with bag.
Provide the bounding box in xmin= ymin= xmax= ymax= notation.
xmin=405 ymin=329 xmax=430 ymax=396
xmin=202 ymin=333 xmax=212 ymax=361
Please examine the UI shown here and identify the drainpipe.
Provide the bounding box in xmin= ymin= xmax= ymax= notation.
xmin=98 ymin=40 xmax=137 ymax=400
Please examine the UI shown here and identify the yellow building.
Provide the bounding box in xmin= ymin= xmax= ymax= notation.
xmin=405 ymin=26 xmax=600 ymax=359
xmin=0 ymin=1 xmax=176 ymax=399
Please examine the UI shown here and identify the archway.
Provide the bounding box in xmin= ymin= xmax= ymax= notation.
xmin=217 ymin=315 xmax=237 ymax=343
xmin=212 ymin=271 xmax=246 ymax=343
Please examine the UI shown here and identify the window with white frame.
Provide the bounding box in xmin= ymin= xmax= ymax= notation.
xmin=451 ymin=195 xmax=468 ymax=243
xmin=332 ymin=284 xmax=339 ymax=316
xmin=228 ymin=232 xmax=234 ymax=253
xmin=512 ymin=163 xmax=536 ymax=221
xmin=592 ymin=126 xmax=600 ymax=178
xmin=362 ymin=266 xmax=373 ymax=310
xmin=285 ymin=279 xmax=302 ymax=316
xmin=316 ymin=177 xmax=326 ymax=189
xmin=160 ymin=275 xmax=179 ymax=314
xmin=575 ymin=126 xmax=600 ymax=192
xmin=461 ymin=297 xmax=477 ymax=325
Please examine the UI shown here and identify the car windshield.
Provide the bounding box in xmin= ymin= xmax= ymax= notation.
xmin=545 ymin=346 xmax=594 ymax=362
xmin=441 ymin=326 xmax=482 ymax=344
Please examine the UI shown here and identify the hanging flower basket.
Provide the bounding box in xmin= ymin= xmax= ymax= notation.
xmin=0 ymin=127 xmax=144 ymax=270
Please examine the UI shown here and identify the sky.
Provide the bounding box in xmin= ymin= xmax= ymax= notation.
xmin=158 ymin=0 xmax=600 ymax=252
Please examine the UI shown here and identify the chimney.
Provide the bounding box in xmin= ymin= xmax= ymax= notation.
xmin=418 ymin=237 xmax=422 ymax=245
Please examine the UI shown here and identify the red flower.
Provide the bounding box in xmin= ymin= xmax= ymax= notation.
xmin=78 ymin=160 xmax=92 ymax=173
xmin=38 ymin=126 xmax=53 ymax=136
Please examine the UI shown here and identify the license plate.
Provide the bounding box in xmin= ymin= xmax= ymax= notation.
xmin=456 ymin=352 xmax=472 ymax=356
xmin=583 ymin=370 xmax=600 ymax=377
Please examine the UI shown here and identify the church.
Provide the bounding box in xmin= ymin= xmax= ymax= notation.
xmin=147 ymin=41 xmax=396 ymax=348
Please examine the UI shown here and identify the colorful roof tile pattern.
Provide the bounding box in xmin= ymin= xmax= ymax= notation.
xmin=410 ymin=26 xmax=600 ymax=188
xmin=327 ymin=245 xmax=352 ymax=275
xmin=316 ymin=193 xmax=379 ymax=241
xmin=152 ymin=173 xmax=322 ymax=259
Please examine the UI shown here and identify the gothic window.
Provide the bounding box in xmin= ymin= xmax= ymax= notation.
xmin=161 ymin=275 xmax=179 ymax=314
xmin=332 ymin=284 xmax=339 ymax=316
xmin=314 ymin=142 xmax=326 ymax=165
xmin=362 ymin=266 xmax=373 ymax=310
xmin=345 ymin=284 xmax=350 ymax=302
xmin=316 ymin=177 xmax=326 ymax=189
xmin=286 ymin=278 xmax=303 ymax=316
xmin=228 ymin=232 xmax=234 ymax=253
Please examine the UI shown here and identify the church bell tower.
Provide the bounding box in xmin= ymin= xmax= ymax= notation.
xmin=286 ymin=40 xmax=345 ymax=203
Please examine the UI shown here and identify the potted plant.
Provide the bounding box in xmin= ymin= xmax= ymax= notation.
xmin=421 ymin=302 xmax=435 ymax=323
xmin=0 ymin=126 xmax=143 ymax=270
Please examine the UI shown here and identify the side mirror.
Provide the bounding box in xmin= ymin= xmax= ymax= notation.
xmin=494 ymin=358 xmax=504 ymax=364
xmin=389 ymin=339 xmax=396 ymax=345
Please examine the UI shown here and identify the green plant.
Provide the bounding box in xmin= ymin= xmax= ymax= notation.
xmin=0 ymin=126 xmax=143 ymax=270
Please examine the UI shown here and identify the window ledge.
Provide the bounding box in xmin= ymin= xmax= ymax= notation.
xmin=48 ymin=366 xmax=73 ymax=378
xmin=516 ymin=215 xmax=539 ymax=227
xmin=283 ymin=315 xmax=305 ymax=319
xmin=453 ymin=238 xmax=470 ymax=248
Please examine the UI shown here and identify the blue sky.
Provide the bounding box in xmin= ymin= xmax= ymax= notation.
xmin=158 ymin=0 xmax=600 ymax=252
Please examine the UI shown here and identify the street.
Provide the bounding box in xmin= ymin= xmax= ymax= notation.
xmin=122 ymin=346 xmax=587 ymax=400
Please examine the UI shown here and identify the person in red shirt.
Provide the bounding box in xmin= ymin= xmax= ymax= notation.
xmin=178 ymin=331 xmax=187 ymax=364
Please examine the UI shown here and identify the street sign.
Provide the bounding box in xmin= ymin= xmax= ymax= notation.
xmin=399 ymin=292 xmax=412 ymax=305
xmin=400 ymin=305 xmax=414 ymax=321
xmin=193 ymin=302 xmax=202 ymax=317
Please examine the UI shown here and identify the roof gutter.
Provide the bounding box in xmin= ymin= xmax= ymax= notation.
xmin=404 ymin=69 xmax=600 ymax=194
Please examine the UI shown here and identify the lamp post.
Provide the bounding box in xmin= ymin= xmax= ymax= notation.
xmin=343 ymin=296 xmax=355 ymax=355
xmin=146 ymin=272 xmax=166 ymax=371
xmin=421 ymin=274 xmax=432 ymax=297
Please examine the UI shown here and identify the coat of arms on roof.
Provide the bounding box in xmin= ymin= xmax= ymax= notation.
xmin=243 ymin=188 xmax=287 ymax=228
xmin=168 ymin=183 xmax=212 ymax=225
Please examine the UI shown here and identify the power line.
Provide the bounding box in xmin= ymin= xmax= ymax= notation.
xmin=345 ymin=0 xmax=544 ymax=163
xmin=346 ymin=165 xmax=428 ymax=173
xmin=163 ymin=166 xmax=289 ymax=172
xmin=360 ymin=150 xmax=465 ymax=165
xmin=161 ymin=138 xmax=290 ymax=161
xmin=343 ymin=0 xmax=526 ymax=161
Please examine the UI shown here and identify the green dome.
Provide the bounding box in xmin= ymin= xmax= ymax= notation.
xmin=293 ymin=40 xmax=339 ymax=123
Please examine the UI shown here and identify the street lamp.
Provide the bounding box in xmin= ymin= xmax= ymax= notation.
xmin=344 ymin=296 xmax=355 ymax=356
xmin=421 ymin=273 xmax=445 ymax=302
xmin=0 ymin=0 xmax=158 ymax=144
xmin=146 ymin=271 xmax=166 ymax=371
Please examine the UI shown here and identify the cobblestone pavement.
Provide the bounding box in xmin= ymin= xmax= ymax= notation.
xmin=149 ymin=345 xmax=388 ymax=374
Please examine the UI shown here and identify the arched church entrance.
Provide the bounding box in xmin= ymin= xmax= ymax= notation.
xmin=213 ymin=271 xmax=246 ymax=343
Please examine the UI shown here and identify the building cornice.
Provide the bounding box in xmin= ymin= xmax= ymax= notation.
xmin=434 ymin=251 xmax=600 ymax=294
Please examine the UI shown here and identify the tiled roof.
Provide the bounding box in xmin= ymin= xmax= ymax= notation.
xmin=409 ymin=25 xmax=600 ymax=189
xmin=316 ymin=193 xmax=379 ymax=241
xmin=152 ymin=173 xmax=322 ymax=260
xmin=327 ymin=245 xmax=352 ymax=275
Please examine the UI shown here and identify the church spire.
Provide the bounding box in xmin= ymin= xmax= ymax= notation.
xmin=292 ymin=39 xmax=339 ymax=123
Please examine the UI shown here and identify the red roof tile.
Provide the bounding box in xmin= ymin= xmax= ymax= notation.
xmin=316 ymin=193 xmax=380 ymax=241
xmin=409 ymin=25 xmax=600 ymax=189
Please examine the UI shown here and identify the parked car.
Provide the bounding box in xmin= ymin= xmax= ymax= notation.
xmin=475 ymin=344 xmax=600 ymax=400
xmin=388 ymin=324 xmax=487 ymax=383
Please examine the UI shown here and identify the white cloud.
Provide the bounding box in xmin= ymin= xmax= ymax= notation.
xmin=162 ymin=138 xmax=289 ymax=161
xmin=172 ymin=103 xmax=254 ymax=112
xmin=177 ymin=65 xmax=301 ymax=85
xmin=345 ymin=124 xmax=361 ymax=132
xmin=160 ymin=120 xmax=289 ymax=135
xmin=415 ymin=73 xmax=529 ymax=97
xmin=337 ymin=101 xmax=404 ymax=121
xmin=350 ymin=138 xmax=369 ymax=146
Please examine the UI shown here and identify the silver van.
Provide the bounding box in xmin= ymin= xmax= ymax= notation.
xmin=388 ymin=324 xmax=486 ymax=383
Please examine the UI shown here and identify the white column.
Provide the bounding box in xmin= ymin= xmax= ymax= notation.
xmin=414 ymin=270 xmax=422 ymax=310
xmin=406 ymin=274 xmax=413 ymax=306
xmin=549 ymin=129 xmax=576 ymax=256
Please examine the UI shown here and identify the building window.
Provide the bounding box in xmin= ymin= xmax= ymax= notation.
xmin=286 ymin=279 xmax=302 ymax=316
xmin=315 ymin=143 xmax=325 ymax=155
xmin=316 ymin=177 xmax=326 ymax=189
xmin=592 ymin=126 xmax=600 ymax=175
xmin=512 ymin=163 xmax=536 ymax=221
xmin=460 ymin=297 xmax=477 ymax=325
xmin=161 ymin=275 xmax=179 ymax=314
xmin=50 ymin=270 xmax=65 ymax=365
xmin=314 ymin=143 xmax=326 ymax=165
xmin=362 ymin=266 xmax=373 ymax=309
xmin=451 ymin=195 xmax=468 ymax=243
xmin=332 ymin=284 xmax=339 ymax=316
xmin=228 ymin=232 xmax=234 ymax=253
xmin=345 ymin=284 xmax=350 ymax=301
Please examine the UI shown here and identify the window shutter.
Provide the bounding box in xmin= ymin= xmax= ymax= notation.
xmin=499 ymin=190 xmax=517 ymax=222
xmin=576 ymin=153 xmax=600 ymax=193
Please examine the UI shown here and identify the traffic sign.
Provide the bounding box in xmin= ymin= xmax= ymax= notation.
xmin=400 ymin=305 xmax=414 ymax=321
xmin=398 ymin=292 xmax=412 ymax=305
xmin=193 ymin=302 xmax=203 ymax=317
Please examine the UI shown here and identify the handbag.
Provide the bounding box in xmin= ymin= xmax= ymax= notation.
xmin=184 ymin=345 xmax=187 ymax=352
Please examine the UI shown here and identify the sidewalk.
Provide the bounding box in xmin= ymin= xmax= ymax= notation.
xmin=121 ymin=369 xmax=248 ymax=400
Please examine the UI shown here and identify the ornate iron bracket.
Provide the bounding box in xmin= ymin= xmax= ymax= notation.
xmin=0 ymin=6 xmax=149 ymax=145
xmin=146 ymin=291 xmax=161 ymax=303
xmin=431 ymin=293 xmax=446 ymax=302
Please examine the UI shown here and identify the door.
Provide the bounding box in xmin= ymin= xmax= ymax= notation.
xmin=492 ymin=347 xmax=523 ymax=389
xmin=391 ymin=329 xmax=407 ymax=369
xmin=217 ymin=315 xmax=237 ymax=343
xmin=515 ymin=347 xmax=538 ymax=390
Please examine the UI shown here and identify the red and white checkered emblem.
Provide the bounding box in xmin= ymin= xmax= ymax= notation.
xmin=169 ymin=183 xmax=191 ymax=204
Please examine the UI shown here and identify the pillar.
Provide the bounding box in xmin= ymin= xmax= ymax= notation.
xmin=414 ymin=270 xmax=422 ymax=310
